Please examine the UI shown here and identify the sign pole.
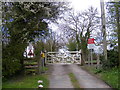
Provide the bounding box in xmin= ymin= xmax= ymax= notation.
xmin=88 ymin=38 xmax=95 ymax=65
xmin=88 ymin=50 xmax=90 ymax=66
xmin=41 ymin=52 xmax=45 ymax=73
xmin=90 ymin=49 xmax=93 ymax=65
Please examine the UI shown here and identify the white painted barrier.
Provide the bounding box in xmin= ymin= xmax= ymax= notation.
xmin=47 ymin=51 xmax=82 ymax=64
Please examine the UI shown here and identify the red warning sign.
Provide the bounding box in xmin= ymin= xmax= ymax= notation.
xmin=88 ymin=38 xmax=95 ymax=44
xmin=28 ymin=49 xmax=34 ymax=56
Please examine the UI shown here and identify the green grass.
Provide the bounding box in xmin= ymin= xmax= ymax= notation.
xmin=43 ymin=67 xmax=49 ymax=71
xmin=24 ymin=61 xmax=38 ymax=65
xmin=85 ymin=60 xmax=97 ymax=63
xmin=98 ymin=67 xmax=119 ymax=88
xmin=68 ymin=73 xmax=80 ymax=88
xmin=82 ymin=66 xmax=119 ymax=88
xmin=2 ymin=74 xmax=49 ymax=88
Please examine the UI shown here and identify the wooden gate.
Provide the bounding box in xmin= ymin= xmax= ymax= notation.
xmin=46 ymin=51 xmax=82 ymax=64
xmin=24 ymin=58 xmax=38 ymax=74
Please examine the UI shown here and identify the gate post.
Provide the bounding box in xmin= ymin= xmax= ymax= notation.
xmin=45 ymin=52 xmax=47 ymax=66
xmin=79 ymin=53 xmax=81 ymax=65
xmin=38 ymin=56 xmax=41 ymax=74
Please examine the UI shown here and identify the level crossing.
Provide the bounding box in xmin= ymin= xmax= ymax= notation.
xmin=46 ymin=51 xmax=82 ymax=64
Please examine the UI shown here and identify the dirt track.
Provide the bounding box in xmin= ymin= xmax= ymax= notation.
xmin=49 ymin=64 xmax=73 ymax=88
xmin=48 ymin=64 xmax=112 ymax=89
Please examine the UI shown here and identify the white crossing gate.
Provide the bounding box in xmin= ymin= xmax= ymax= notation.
xmin=46 ymin=51 xmax=82 ymax=64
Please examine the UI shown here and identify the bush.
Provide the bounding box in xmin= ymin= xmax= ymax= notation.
xmin=2 ymin=43 xmax=27 ymax=79
xmin=100 ymin=50 xmax=119 ymax=69
xmin=2 ymin=57 xmax=21 ymax=78
xmin=107 ymin=50 xmax=119 ymax=67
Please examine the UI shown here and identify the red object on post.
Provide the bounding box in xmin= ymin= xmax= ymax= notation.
xmin=28 ymin=49 xmax=34 ymax=56
xmin=88 ymin=38 xmax=95 ymax=44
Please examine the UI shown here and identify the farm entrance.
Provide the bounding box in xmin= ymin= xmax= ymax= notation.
xmin=46 ymin=51 xmax=82 ymax=64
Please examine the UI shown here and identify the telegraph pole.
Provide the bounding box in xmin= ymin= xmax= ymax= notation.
xmin=50 ymin=29 xmax=53 ymax=52
xmin=115 ymin=2 xmax=120 ymax=78
xmin=100 ymin=0 xmax=107 ymax=60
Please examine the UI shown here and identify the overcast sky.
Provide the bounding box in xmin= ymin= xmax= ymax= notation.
xmin=49 ymin=0 xmax=104 ymax=33
xmin=70 ymin=0 xmax=111 ymax=14
xmin=50 ymin=0 xmax=112 ymax=32
xmin=50 ymin=0 xmax=113 ymax=50
xmin=70 ymin=0 xmax=101 ymax=12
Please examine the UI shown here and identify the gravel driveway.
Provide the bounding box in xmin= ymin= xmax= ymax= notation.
xmin=49 ymin=64 xmax=73 ymax=88
xmin=48 ymin=64 xmax=112 ymax=89
xmin=69 ymin=64 xmax=112 ymax=89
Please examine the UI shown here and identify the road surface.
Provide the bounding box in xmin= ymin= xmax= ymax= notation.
xmin=48 ymin=64 xmax=112 ymax=89
xmin=49 ymin=64 xmax=73 ymax=88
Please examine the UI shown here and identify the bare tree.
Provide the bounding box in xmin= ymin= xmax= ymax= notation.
xmin=59 ymin=7 xmax=100 ymax=65
xmin=44 ymin=29 xmax=66 ymax=52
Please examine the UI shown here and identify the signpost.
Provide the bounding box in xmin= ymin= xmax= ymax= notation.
xmin=41 ymin=52 xmax=45 ymax=73
xmin=88 ymin=38 xmax=95 ymax=44
xmin=24 ymin=43 xmax=34 ymax=58
xmin=88 ymin=38 xmax=95 ymax=65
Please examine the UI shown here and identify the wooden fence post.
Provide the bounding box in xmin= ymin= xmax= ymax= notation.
xmin=38 ymin=56 xmax=41 ymax=74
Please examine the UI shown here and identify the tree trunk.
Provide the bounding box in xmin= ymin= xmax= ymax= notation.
xmin=80 ymin=37 xmax=88 ymax=65
xmin=81 ymin=50 xmax=88 ymax=65
xmin=81 ymin=51 xmax=85 ymax=65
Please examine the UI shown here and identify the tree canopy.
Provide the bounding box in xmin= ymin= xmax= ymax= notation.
xmin=2 ymin=2 xmax=69 ymax=77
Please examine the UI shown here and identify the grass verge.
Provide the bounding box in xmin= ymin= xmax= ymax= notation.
xmin=68 ymin=73 xmax=80 ymax=88
xmin=81 ymin=66 xmax=119 ymax=89
xmin=2 ymin=74 xmax=49 ymax=88
xmin=98 ymin=67 xmax=119 ymax=89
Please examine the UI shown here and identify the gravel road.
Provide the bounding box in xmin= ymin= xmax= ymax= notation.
xmin=48 ymin=64 xmax=112 ymax=89
xmin=69 ymin=64 xmax=112 ymax=89
xmin=49 ymin=64 xmax=73 ymax=88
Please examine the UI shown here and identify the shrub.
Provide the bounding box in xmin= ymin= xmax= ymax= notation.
xmin=100 ymin=50 xmax=119 ymax=69
xmin=107 ymin=50 xmax=119 ymax=67
xmin=2 ymin=57 xmax=21 ymax=78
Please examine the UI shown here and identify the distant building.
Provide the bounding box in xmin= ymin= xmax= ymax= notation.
xmin=23 ymin=43 xmax=34 ymax=58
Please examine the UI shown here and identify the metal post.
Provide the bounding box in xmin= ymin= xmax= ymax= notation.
xmin=40 ymin=52 xmax=45 ymax=73
xmin=97 ymin=54 xmax=100 ymax=68
xmin=45 ymin=52 xmax=47 ymax=66
xmin=88 ymin=50 xmax=91 ymax=66
xmin=42 ymin=57 xmax=44 ymax=73
xmin=79 ymin=51 xmax=82 ymax=65
xmin=100 ymin=0 xmax=107 ymax=61
xmin=91 ymin=49 xmax=93 ymax=65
